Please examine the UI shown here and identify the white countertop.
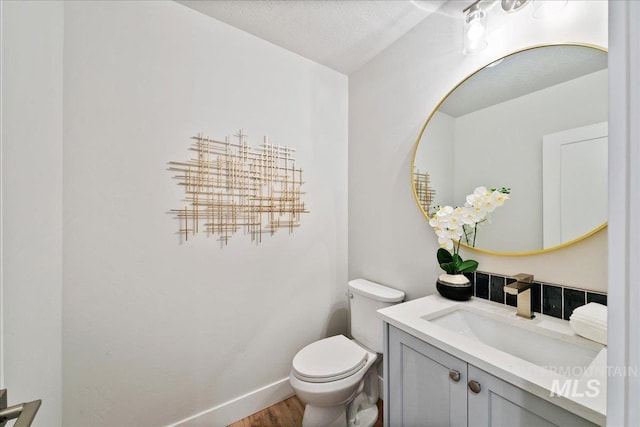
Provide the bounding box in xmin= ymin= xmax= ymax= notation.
xmin=377 ymin=294 xmax=607 ymax=426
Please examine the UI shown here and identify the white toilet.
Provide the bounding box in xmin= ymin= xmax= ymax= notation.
xmin=290 ymin=279 xmax=405 ymax=427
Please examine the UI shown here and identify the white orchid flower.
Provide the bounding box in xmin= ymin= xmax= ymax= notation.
xmin=459 ymin=206 xmax=479 ymax=225
xmin=491 ymin=190 xmax=509 ymax=206
xmin=483 ymin=199 xmax=497 ymax=212
xmin=465 ymin=193 xmax=482 ymax=208
xmin=430 ymin=186 xmax=509 ymax=276
xmin=473 ymin=186 xmax=489 ymax=198
xmin=465 ymin=205 xmax=487 ymax=221
xmin=438 ymin=237 xmax=454 ymax=250
xmin=435 ymin=205 xmax=454 ymax=220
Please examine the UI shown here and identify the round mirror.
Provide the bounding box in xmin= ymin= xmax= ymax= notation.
xmin=412 ymin=44 xmax=608 ymax=255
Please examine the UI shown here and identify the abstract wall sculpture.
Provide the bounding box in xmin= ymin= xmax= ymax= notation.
xmin=413 ymin=168 xmax=436 ymax=214
xmin=169 ymin=130 xmax=308 ymax=245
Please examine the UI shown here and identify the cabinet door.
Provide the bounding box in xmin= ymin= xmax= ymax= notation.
xmin=387 ymin=326 xmax=467 ymax=427
xmin=467 ymin=365 xmax=599 ymax=427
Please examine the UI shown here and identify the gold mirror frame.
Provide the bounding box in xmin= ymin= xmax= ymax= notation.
xmin=411 ymin=43 xmax=608 ymax=257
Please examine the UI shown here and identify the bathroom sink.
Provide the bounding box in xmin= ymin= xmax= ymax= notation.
xmin=378 ymin=295 xmax=607 ymax=424
xmin=422 ymin=305 xmax=602 ymax=376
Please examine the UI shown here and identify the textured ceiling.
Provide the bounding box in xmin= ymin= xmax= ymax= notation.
xmin=175 ymin=1 xmax=606 ymax=114
xmin=177 ymin=0 xmax=447 ymax=74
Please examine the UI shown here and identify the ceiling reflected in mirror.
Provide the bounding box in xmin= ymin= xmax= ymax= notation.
xmin=412 ymin=44 xmax=608 ymax=256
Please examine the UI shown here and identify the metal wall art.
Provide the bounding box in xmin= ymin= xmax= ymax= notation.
xmin=169 ymin=130 xmax=308 ymax=245
xmin=413 ymin=169 xmax=436 ymax=214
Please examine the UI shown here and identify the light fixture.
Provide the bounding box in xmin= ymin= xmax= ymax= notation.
xmin=532 ymin=0 xmax=568 ymax=19
xmin=501 ymin=0 xmax=529 ymax=13
xmin=463 ymin=1 xmax=488 ymax=55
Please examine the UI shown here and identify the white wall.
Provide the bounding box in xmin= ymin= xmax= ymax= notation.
xmin=608 ymin=1 xmax=640 ymax=424
xmin=414 ymin=111 xmax=455 ymax=208
xmin=62 ymin=2 xmax=348 ymax=425
xmin=4 ymin=0 xmax=347 ymax=426
xmin=1 ymin=1 xmax=63 ymax=425
xmin=349 ymin=0 xmax=608 ymax=298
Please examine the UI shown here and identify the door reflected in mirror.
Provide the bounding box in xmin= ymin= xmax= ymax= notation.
xmin=413 ymin=44 xmax=607 ymax=255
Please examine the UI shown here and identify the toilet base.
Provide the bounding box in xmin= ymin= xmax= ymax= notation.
xmin=300 ymin=398 xmax=378 ymax=427
xmin=349 ymin=404 xmax=377 ymax=427
xmin=302 ymin=404 xmax=347 ymax=427
xmin=347 ymin=390 xmax=378 ymax=427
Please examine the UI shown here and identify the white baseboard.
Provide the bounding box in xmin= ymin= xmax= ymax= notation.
xmin=168 ymin=377 xmax=295 ymax=427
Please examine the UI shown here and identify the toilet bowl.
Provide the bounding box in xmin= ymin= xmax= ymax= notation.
xmin=290 ymin=279 xmax=405 ymax=427
xmin=290 ymin=335 xmax=378 ymax=427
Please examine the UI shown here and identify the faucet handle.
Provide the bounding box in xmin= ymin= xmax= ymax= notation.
xmin=512 ymin=273 xmax=533 ymax=283
xmin=504 ymin=273 xmax=534 ymax=295
xmin=504 ymin=273 xmax=536 ymax=319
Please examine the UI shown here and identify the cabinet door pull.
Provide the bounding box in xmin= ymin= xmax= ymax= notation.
xmin=468 ymin=380 xmax=481 ymax=394
xmin=448 ymin=369 xmax=461 ymax=382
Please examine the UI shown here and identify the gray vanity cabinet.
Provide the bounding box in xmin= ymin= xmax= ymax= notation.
xmin=467 ymin=365 xmax=598 ymax=427
xmin=386 ymin=326 xmax=467 ymax=426
xmin=385 ymin=325 xmax=598 ymax=427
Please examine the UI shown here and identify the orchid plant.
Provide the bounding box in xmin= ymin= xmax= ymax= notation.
xmin=429 ymin=186 xmax=510 ymax=275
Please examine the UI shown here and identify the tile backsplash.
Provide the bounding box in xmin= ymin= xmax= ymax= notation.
xmin=464 ymin=271 xmax=607 ymax=320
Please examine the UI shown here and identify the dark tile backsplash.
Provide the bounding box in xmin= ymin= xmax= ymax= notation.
xmin=563 ymin=288 xmax=586 ymax=320
xmin=531 ymin=282 xmax=542 ymax=314
xmin=465 ymin=271 xmax=606 ymax=320
xmin=490 ymin=275 xmax=505 ymax=303
xmin=587 ymin=292 xmax=608 ymax=306
xmin=543 ymin=285 xmax=563 ymax=318
xmin=505 ymin=277 xmax=517 ymax=307
xmin=475 ymin=272 xmax=489 ymax=300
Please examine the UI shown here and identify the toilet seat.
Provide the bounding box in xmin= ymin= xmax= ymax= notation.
xmin=292 ymin=335 xmax=368 ymax=383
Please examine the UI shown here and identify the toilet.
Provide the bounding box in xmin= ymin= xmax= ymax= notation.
xmin=290 ymin=279 xmax=405 ymax=427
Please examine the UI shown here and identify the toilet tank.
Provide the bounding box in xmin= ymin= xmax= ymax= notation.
xmin=348 ymin=279 xmax=405 ymax=353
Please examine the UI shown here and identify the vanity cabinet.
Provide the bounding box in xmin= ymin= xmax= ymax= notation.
xmin=387 ymin=325 xmax=468 ymax=426
xmin=385 ymin=325 xmax=598 ymax=427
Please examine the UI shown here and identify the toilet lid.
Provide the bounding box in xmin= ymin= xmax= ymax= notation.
xmin=292 ymin=335 xmax=368 ymax=383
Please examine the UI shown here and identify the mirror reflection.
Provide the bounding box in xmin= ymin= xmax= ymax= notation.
xmin=413 ymin=45 xmax=608 ymax=254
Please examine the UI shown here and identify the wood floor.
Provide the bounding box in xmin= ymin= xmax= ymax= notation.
xmin=228 ymin=396 xmax=383 ymax=427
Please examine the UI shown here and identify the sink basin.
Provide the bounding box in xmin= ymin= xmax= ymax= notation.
xmin=422 ymin=305 xmax=602 ymax=377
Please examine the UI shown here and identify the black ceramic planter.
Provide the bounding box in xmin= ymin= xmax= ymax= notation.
xmin=436 ymin=274 xmax=473 ymax=301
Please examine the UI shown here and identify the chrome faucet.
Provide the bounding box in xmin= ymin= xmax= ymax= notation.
xmin=504 ymin=273 xmax=535 ymax=319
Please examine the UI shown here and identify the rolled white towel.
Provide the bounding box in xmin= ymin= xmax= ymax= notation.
xmin=572 ymin=302 xmax=607 ymax=324
xmin=571 ymin=302 xmax=607 ymax=324
xmin=570 ymin=315 xmax=606 ymax=329
xmin=570 ymin=319 xmax=607 ymax=345
xmin=570 ymin=302 xmax=607 ymax=345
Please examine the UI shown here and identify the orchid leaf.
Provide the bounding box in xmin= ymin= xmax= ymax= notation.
xmin=439 ymin=262 xmax=457 ymax=274
xmin=437 ymin=248 xmax=453 ymax=264
xmin=457 ymin=260 xmax=479 ymax=273
xmin=452 ymin=254 xmax=463 ymax=269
